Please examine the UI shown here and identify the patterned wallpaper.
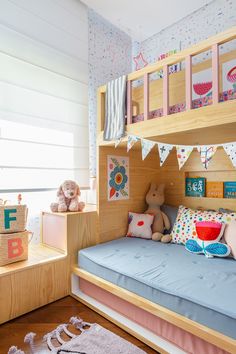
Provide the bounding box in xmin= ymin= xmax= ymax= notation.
xmin=89 ymin=0 xmax=236 ymax=176
xmin=88 ymin=9 xmax=132 ymax=177
xmin=133 ymin=0 xmax=236 ymax=70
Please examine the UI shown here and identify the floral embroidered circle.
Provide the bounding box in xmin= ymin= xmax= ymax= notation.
xmin=109 ymin=166 xmax=128 ymax=191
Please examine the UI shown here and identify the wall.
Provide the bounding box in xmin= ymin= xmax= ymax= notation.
xmin=133 ymin=0 xmax=236 ymax=69
xmin=88 ymin=9 xmax=132 ymax=177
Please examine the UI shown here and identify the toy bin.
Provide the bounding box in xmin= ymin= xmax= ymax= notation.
xmin=0 ymin=205 xmax=27 ymax=233
xmin=0 ymin=231 xmax=29 ymax=266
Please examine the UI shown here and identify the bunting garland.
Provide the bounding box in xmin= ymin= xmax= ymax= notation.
xmin=176 ymin=146 xmax=194 ymax=169
xmin=223 ymin=143 xmax=236 ymax=168
xmin=112 ymin=135 xmax=236 ymax=170
xmin=115 ymin=138 xmax=122 ymax=148
xmin=157 ymin=143 xmax=173 ymax=166
xmin=141 ymin=139 xmax=156 ymax=160
xmin=197 ymin=146 xmax=217 ymax=169
xmin=127 ymin=135 xmax=140 ymax=152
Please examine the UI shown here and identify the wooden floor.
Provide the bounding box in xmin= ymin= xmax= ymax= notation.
xmin=0 ymin=296 xmax=158 ymax=353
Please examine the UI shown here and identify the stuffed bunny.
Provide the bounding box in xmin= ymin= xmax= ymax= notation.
xmin=50 ymin=180 xmax=85 ymax=212
xmin=145 ymin=183 xmax=171 ymax=243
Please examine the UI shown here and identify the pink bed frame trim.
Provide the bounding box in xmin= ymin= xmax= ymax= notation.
xmin=80 ymin=278 xmax=228 ymax=354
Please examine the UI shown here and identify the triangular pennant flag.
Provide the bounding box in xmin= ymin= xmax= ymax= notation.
xmin=223 ymin=142 xmax=236 ymax=168
xmin=127 ymin=135 xmax=140 ymax=152
xmin=157 ymin=143 xmax=173 ymax=166
xmin=141 ymin=139 xmax=156 ymax=160
xmin=176 ymin=145 xmax=193 ymax=169
xmin=197 ymin=145 xmax=217 ymax=169
xmin=115 ymin=138 xmax=122 ymax=148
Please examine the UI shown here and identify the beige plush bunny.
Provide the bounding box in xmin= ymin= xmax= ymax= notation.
xmin=145 ymin=183 xmax=171 ymax=243
xmin=50 ymin=180 xmax=85 ymax=212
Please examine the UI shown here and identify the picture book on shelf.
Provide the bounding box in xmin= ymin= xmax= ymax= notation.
xmin=206 ymin=181 xmax=224 ymax=198
xmin=185 ymin=177 xmax=206 ymax=197
xmin=224 ymin=182 xmax=236 ymax=199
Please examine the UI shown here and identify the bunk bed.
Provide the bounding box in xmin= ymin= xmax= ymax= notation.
xmin=71 ymin=27 xmax=236 ymax=354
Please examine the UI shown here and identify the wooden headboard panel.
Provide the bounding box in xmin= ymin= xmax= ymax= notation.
xmin=98 ymin=146 xmax=162 ymax=243
xmin=98 ymin=144 xmax=236 ymax=243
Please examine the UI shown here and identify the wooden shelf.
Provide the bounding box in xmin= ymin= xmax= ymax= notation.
xmin=0 ymin=243 xmax=66 ymax=277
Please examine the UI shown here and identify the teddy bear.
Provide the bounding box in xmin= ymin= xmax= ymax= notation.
xmin=50 ymin=180 xmax=85 ymax=212
xmin=145 ymin=183 xmax=171 ymax=243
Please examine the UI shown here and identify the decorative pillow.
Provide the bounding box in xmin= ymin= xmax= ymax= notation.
xmin=161 ymin=204 xmax=178 ymax=232
xmin=127 ymin=212 xmax=154 ymax=239
xmin=224 ymin=221 xmax=236 ymax=259
xmin=185 ymin=221 xmax=230 ymax=258
xmin=171 ymin=205 xmax=236 ymax=245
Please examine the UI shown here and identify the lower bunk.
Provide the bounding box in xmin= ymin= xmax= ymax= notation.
xmin=72 ymin=238 xmax=236 ymax=354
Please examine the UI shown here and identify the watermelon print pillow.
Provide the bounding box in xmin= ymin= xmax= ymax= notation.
xmin=171 ymin=205 xmax=236 ymax=245
xmin=127 ymin=212 xmax=154 ymax=239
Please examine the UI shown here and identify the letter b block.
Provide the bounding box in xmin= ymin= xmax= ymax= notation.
xmin=0 ymin=232 xmax=28 ymax=266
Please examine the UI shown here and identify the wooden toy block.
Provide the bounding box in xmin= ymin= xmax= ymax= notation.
xmin=0 ymin=231 xmax=28 ymax=266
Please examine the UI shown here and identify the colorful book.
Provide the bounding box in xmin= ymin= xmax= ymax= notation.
xmin=185 ymin=177 xmax=206 ymax=197
xmin=224 ymin=182 xmax=236 ymax=199
xmin=206 ymin=181 xmax=224 ymax=198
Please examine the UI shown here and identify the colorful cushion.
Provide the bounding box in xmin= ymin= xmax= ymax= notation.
xmin=224 ymin=221 xmax=236 ymax=259
xmin=171 ymin=205 xmax=236 ymax=245
xmin=127 ymin=212 xmax=154 ymax=239
xmin=185 ymin=221 xmax=230 ymax=258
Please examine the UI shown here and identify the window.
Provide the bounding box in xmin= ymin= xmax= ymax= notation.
xmin=0 ymin=0 xmax=89 ymax=193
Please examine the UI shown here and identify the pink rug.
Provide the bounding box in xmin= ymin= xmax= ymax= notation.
xmin=8 ymin=316 xmax=146 ymax=354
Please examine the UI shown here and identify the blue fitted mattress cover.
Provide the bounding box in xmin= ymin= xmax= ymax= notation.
xmin=78 ymin=237 xmax=236 ymax=339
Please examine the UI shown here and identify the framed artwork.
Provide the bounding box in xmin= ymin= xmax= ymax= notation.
xmin=107 ymin=156 xmax=129 ymax=201
xmin=222 ymin=59 xmax=236 ymax=91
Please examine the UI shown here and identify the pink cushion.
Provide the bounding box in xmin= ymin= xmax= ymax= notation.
xmin=224 ymin=221 xmax=236 ymax=259
xmin=127 ymin=212 xmax=154 ymax=239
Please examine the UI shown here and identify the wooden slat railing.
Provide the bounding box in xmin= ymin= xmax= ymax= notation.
xmin=98 ymin=27 xmax=236 ymax=132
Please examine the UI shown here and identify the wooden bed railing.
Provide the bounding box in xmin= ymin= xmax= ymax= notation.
xmin=97 ymin=27 xmax=236 ymax=134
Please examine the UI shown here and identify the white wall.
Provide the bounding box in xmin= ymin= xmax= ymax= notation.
xmin=0 ymin=0 xmax=89 ymax=189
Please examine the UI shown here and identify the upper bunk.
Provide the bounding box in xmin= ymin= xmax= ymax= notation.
xmin=97 ymin=27 xmax=236 ymax=147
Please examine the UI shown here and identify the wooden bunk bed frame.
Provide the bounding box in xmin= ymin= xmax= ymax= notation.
xmin=72 ymin=27 xmax=236 ymax=354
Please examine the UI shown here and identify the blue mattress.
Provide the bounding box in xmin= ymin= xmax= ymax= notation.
xmin=78 ymin=237 xmax=236 ymax=339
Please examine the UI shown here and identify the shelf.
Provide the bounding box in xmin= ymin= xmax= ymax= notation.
xmin=184 ymin=196 xmax=236 ymax=211
xmin=0 ymin=243 xmax=66 ymax=277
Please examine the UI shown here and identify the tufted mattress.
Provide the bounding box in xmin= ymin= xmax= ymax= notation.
xmin=78 ymin=237 xmax=236 ymax=339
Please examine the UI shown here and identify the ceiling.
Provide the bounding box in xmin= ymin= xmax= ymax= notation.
xmin=81 ymin=0 xmax=213 ymax=41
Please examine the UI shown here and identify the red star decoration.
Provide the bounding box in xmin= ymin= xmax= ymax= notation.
xmin=133 ymin=52 xmax=148 ymax=71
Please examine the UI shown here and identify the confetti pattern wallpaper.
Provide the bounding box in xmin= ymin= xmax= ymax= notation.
xmin=132 ymin=0 xmax=236 ymax=70
xmin=89 ymin=0 xmax=236 ymax=176
xmin=88 ymin=9 xmax=132 ymax=177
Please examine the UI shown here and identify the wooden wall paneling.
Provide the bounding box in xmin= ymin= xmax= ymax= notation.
xmin=98 ymin=145 xmax=162 ymax=242
xmin=151 ymin=147 xmax=236 ymax=211
xmin=98 ymin=145 xmax=236 ymax=243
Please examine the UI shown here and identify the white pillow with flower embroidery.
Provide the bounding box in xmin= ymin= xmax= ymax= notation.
xmin=127 ymin=212 xmax=154 ymax=239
